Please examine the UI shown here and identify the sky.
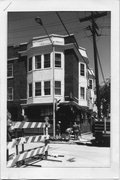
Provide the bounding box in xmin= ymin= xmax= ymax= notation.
xmin=8 ymin=11 xmax=110 ymax=84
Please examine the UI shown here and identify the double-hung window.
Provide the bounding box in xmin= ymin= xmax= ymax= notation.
xmin=44 ymin=54 xmax=50 ymax=68
xmin=35 ymin=82 xmax=41 ymax=96
xmin=55 ymin=53 xmax=61 ymax=67
xmin=80 ymin=63 xmax=85 ymax=76
xmin=29 ymin=83 xmax=32 ymax=97
xmin=44 ymin=81 xmax=50 ymax=95
xmin=55 ymin=81 xmax=61 ymax=95
xmin=80 ymin=87 xmax=85 ymax=99
xmin=89 ymin=79 xmax=93 ymax=89
xmin=8 ymin=87 xmax=13 ymax=101
xmin=28 ymin=57 xmax=32 ymax=71
xmin=35 ymin=55 xmax=41 ymax=69
xmin=7 ymin=63 xmax=13 ymax=77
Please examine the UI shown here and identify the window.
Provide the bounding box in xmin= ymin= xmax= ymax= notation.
xmin=89 ymin=79 xmax=93 ymax=89
xmin=80 ymin=63 xmax=85 ymax=76
xmin=7 ymin=63 xmax=13 ymax=77
xmin=35 ymin=55 xmax=41 ymax=69
xmin=28 ymin=57 xmax=32 ymax=71
xmin=29 ymin=83 xmax=32 ymax=97
xmin=8 ymin=87 xmax=13 ymax=101
xmin=55 ymin=53 xmax=61 ymax=67
xmin=55 ymin=81 xmax=61 ymax=95
xmin=80 ymin=87 xmax=85 ymax=99
xmin=44 ymin=54 xmax=50 ymax=68
xmin=44 ymin=81 xmax=50 ymax=95
xmin=35 ymin=82 xmax=41 ymax=96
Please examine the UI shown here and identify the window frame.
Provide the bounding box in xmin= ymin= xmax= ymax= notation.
xmin=35 ymin=55 xmax=41 ymax=69
xmin=55 ymin=81 xmax=61 ymax=95
xmin=55 ymin=53 xmax=61 ymax=68
xmin=88 ymin=79 xmax=93 ymax=89
xmin=35 ymin=81 xmax=41 ymax=96
xmin=44 ymin=53 xmax=51 ymax=68
xmin=7 ymin=63 xmax=13 ymax=78
xmin=44 ymin=81 xmax=51 ymax=95
xmin=80 ymin=63 xmax=85 ymax=76
xmin=8 ymin=87 xmax=13 ymax=101
xmin=80 ymin=87 xmax=85 ymax=100
xmin=28 ymin=83 xmax=32 ymax=97
xmin=28 ymin=57 xmax=32 ymax=71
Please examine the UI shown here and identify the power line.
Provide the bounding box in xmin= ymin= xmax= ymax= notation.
xmin=56 ymin=12 xmax=94 ymax=75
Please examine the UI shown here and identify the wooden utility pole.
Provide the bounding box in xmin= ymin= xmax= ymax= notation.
xmin=79 ymin=12 xmax=107 ymax=120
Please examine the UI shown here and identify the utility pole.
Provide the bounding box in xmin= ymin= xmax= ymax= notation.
xmin=79 ymin=12 xmax=107 ymax=120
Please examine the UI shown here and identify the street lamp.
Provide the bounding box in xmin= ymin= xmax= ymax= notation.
xmin=35 ymin=16 xmax=56 ymax=138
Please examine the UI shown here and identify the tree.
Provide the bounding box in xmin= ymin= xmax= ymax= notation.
xmin=99 ymin=78 xmax=110 ymax=117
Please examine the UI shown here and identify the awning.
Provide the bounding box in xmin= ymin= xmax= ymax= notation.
xmin=59 ymin=101 xmax=89 ymax=112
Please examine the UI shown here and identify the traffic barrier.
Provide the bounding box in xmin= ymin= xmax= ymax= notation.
xmin=7 ymin=122 xmax=50 ymax=167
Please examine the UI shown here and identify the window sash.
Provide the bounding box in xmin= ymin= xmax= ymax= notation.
xmin=35 ymin=55 xmax=41 ymax=69
xmin=44 ymin=54 xmax=50 ymax=68
xmin=89 ymin=79 xmax=93 ymax=89
xmin=80 ymin=87 xmax=85 ymax=99
xmin=35 ymin=82 xmax=41 ymax=96
xmin=55 ymin=81 xmax=61 ymax=95
xmin=55 ymin=53 xmax=61 ymax=67
xmin=28 ymin=57 xmax=32 ymax=71
xmin=29 ymin=83 xmax=32 ymax=97
xmin=7 ymin=63 xmax=13 ymax=77
xmin=80 ymin=63 xmax=85 ymax=76
xmin=8 ymin=87 xmax=13 ymax=101
xmin=44 ymin=81 xmax=50 ymax=95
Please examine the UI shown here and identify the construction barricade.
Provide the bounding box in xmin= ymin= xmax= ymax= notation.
xmin=7 ymin=121 xmax=50 ymax=167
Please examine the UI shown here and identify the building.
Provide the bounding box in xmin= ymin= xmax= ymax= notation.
xmin=7 ymin=34 xmax=95 ymax=133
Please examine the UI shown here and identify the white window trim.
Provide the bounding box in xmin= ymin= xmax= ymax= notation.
xmin=28 ymin=83 xmax=32 ymax=98
xmin=44 ymin=53 xmax=51 ymax=69
xmin=7 ymin=63 xmax=13 ymax=78
xmin=35 ymin=81 xmax=42 ymax=97
xmin=35 ymin=55 xmax=42 ymax=70
xmin=80 ymin=86 xmax=85 ymax=100
xmin=55 ymin=52 xmax=62 ymax=68
xmin=55 ymin=80 xmax=61 ymax=95
xmin=44 ymin=80 xmax=51 ymax=96
xmin=28 ymin=57 xmax=33 ymax=72
xmin=88 ymin=79 xmax=93 ymax=89
xmin=8 ymin=87 xmax=13 ymax=101
xmin=80 ymin=62 xmax=86 ymax=77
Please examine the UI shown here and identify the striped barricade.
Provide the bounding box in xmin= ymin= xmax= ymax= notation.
xmin=7 ymin=122 xmax=50 ymax=167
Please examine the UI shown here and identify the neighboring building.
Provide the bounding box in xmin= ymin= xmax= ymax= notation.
xmin=7 ymin=34 xmax=95 ymax=133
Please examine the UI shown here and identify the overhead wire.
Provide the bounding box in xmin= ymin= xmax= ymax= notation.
xmin=56 ymin=12 xmax=94 ymax=75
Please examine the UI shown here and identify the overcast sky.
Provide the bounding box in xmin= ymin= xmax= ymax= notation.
xmin=8 ymin=11 xmax=110 ymax=83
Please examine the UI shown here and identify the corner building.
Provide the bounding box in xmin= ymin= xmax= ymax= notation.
xmin=7 ymin=34 xmax=95 ymax=133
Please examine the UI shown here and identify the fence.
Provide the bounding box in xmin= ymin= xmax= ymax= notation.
xmin=7 ymin=121 xmax=50 ymax=167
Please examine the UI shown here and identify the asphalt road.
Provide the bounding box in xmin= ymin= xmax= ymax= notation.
xmin=22 ymin=142 xmax=110 ymax=168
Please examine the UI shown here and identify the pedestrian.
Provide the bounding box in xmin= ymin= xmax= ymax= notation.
xmin=73 ymin=122 xmax=79 ymax=140
xmin=44 ymin=116 xmax=50 ymax=135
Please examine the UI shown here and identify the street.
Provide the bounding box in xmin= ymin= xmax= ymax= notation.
xmin=18 ymin=134 xmax=110 ymax=168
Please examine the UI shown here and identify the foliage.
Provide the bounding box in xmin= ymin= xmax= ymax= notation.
xmin=99 ymin=78 xmax=110 ymax=117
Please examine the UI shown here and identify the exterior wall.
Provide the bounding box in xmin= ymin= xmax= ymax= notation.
xmin=7 ymin=46 xmax=27 ymax=120
xmin=64 ymin=49 xmax=79 ymax=100
xmin=78 ymin=62 xmax=88 ymax=107
xmin=27 ymin=41 xmax=65 ymax=105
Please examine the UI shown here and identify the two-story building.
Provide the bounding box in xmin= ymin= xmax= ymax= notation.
xmin=7 ymin=34 xmax=95 ymax=133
